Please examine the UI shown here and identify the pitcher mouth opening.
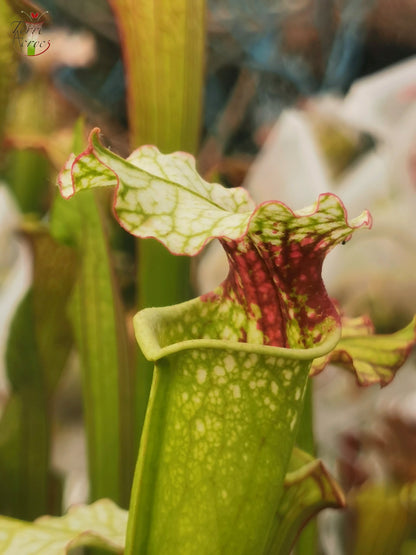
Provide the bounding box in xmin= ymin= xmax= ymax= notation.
xmin=133 ymin=296 xmax=341 ymax=363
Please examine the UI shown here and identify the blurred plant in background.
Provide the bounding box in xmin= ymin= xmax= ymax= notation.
xmin=0 ymin=0 xmax=415 ymax=553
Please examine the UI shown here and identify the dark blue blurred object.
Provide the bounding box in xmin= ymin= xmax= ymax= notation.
xmin=33 ymin=0 xmax=408 ymax=150
xmin=54 ymin=59 xmax=127 ymax=126
xmin=322 ymin=0 xmax=376 ymax=91
xmin=205 ymin=0 xmax=378 ymax=131
xmin=38 ymin=0 xmax=127 ymax=125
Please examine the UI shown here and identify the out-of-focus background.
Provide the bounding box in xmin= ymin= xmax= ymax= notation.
xmin=1 ymin=1 xmax=416 ymax=553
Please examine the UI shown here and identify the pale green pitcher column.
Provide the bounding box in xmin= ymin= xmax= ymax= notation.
xmin=126 ymin=298 xmax=340 ymax=554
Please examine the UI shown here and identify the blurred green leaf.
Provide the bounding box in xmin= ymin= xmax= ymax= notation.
xmin=0 ymin=0 xmax=17 ymax=141
xmin=108 ymin=0 xmax=205 ymax=154
xmin=51 ymin=121 xmax=136 ymax=507
xmin=401 ymin=539 xmax=416 ymax=555
xmin=0 ymin=227 xmax=76 ymax=519
xmin=0 ymin=498 xmax=127 ymax=554
xmin=350 ymin=483 xmax=416 ymax=555
xmin=3 ymin=149 xmax=50 ymax=215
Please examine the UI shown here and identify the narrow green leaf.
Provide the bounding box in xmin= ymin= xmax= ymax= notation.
xmin=51 ymin=189 xmax=136 ymax=507
xmin=311 ymin=315 xmax=416 ymax=386
xmin=24 ymin=225 xmax=78 ymax=394
xmin=0 ymin=499 xmax=127 ymax=554
xmin=0 ymin=227 xmax=76 ymax=519
xmin=0 ymin=391 xmax=50 ymax=521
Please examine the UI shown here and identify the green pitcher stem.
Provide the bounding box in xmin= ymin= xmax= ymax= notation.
xmin=296 ymin=380 xmax=315 ymax=456
xmin=293 ymin=384 xmax=319 ymax=551
xmin=294 ymin=381 xmax=318 ymax=555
